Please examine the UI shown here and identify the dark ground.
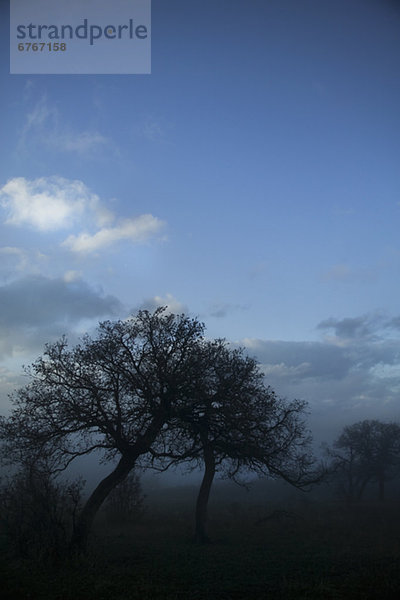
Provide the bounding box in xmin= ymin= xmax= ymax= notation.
xmin=1 ymin=482 xmax=400 ymax=599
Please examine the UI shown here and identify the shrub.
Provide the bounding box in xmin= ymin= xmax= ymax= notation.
xmin=0 ymin=467 xmax=84 ymax=562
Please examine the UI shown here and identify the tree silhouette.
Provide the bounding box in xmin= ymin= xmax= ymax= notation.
xmin=151 ymin=339 xmax=317 ymax=542
xmin=1 ymin=308 xmax=318 ymax=551
xmin=0 ymin=308 xmax=204 ymax=553
xmin=327 ymin=419 xmax=400 ymax=503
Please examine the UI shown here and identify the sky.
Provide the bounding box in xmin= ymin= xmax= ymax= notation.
xmin=0 ymin=0 xmax=400 ymax=445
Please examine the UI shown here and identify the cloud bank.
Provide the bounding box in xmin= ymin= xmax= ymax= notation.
xmin=241 ymin=313 xmax=400 ymax=440
xmin=0 ymin=275 xmax=121 ymax=358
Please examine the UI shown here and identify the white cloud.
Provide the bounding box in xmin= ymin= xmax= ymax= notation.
xmin=138 ymin=293 xmax=188 ymax=315
xmin=25 ymin=95 xmax=54 ymax=130
xmin=62 ymin=214 xmax=165 ymax=253
xmin=261 ymin=362 xmax=312 ymax=379
xmin=1 ymin=176 xmax=165 ymax=255
xmin=63 ymin=270 xmax=82 ymax=283
xmin=56 ymin=131 xmax=110 ymax=155
xmin=0 ymin=176 xmax=111 ymax=232
xmin=141 ymin=115 xmax=174 ymax=143
xmin=370 ymin=363 xmax=400 ymax=382
xmin=19 ymin=95 xmax=114 ymax=158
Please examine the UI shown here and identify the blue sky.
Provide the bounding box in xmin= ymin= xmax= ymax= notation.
xmin=0 ymin=0 xmax=400 ymax=441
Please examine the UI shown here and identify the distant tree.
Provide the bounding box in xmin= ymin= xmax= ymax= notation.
xmin=152 ymin=339 xmax=318 ymax=543
xmin=324 ymin=434 xmax=370 ymax=503
xmin=326 ymin=420 xmax=400 ymax=503
xmin=0 ymin=308 xmax=204 ymax=553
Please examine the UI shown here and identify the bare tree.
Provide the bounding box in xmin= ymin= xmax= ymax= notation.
xmin=1 ymin=308 xmax=320 ymax=551
xmin=0 ymin=308 xmax=204 ymax=553
xmin=326 ymin=420 xmax=400 ymax=503
xmin=152 ymin=340 xmax=318 ymax=543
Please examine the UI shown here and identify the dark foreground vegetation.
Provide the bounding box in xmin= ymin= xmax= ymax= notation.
xmin=1 ymin=482 xmax=400 ymax=600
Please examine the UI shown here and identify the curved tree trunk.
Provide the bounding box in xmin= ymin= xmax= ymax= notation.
xmin=70 ymin=409 xmax=168 ymax=554
xmin=194 ymin=446 xmax=216 ymax=543
xmin=69 ymin=453 xmax=136 ymax=554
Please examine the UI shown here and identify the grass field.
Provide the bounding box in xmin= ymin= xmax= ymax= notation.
xmin=1 ymin=484 xmax=400 ymax=599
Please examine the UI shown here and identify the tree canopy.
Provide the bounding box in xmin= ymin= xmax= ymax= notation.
xmin=150 ymin=338 xmax=316 ymax=541
xmin=0 ymin=308 xmax=204 ymax=551
xmin=326 ymin=419 xmax=400 ymax=502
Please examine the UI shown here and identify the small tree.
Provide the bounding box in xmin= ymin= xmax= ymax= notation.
xmin=327 ymin=420 xmax=400 ymax=503
xmin=152 ymin=339 xmax=318 ymax=542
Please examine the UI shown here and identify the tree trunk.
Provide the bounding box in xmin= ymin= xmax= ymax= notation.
xmin=69 ymin=453 xmax=136 ymax=554
xmin=69 ymin=409 xmax=168 ymax=554
xmin=194 ymin=446 xmax=215 ymax=543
